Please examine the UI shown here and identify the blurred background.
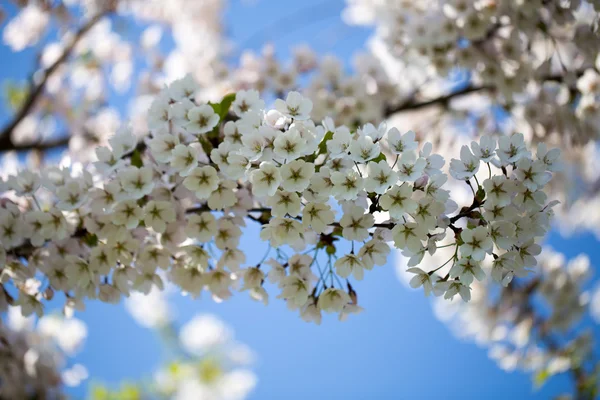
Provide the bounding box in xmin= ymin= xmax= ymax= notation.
xmin=2 ymin=0 xmax=600 ymax=399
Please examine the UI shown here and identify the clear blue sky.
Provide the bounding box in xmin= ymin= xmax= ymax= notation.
xmin=1 ymin=1 xmax=599 ymax=399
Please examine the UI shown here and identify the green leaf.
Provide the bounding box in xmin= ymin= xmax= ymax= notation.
xmin=218 ymin=93 xmax=236 ymax=120
xmin=318 ymin=131 xmax=334 ymax=154
xmin=369 ymin=152 xmax=387 ymax=163
xmin=306 ymin=131 xmax=335 ymax=168
xmin=209 ymin=93 xmax=236 ymax=121
xmin=130 ymin=149 xmax=143 ymax=168
xmin=475 ymin=187 xmax=486 ymax=204
xmin=83 ymin=233 xmax=98 ymax=248
xmin=206 ymin=93 xmax=237 ymax=139
xmin=209 ymin=102 xmax=221 ymax=117
xmin=3 ymin=81 xmax=28 ymax=111
xmin=533 ymin=369 xmax=551 ymax=389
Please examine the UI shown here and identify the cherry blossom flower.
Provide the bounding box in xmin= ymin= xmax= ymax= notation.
xmin=459 ymin=226 xmax=493 ymax=262
xmin=183 ymin=166 xmax=220 ymax=199
xmin=186 ymin=105 xmax=220 ymax=134
xmin=450 ymin=145 xmax=480 ymax=181
xmin=340 ymin=206 xmax=374 ymax=241
xmin=274 ymin=91 xmax=313 ymax=120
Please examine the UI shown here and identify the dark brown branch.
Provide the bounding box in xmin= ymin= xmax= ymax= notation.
xmin=383 ymin=69 xmax=589 ymax=119
xmin=384 ymin=84 xmax=491 ymax=116
xmin=0 ymin=136 xmax=71 ymax=153
xmin=0 ymin=11 xmax=107 ymax=151
xmin=450 ymin=200 xmax=485 ymax=224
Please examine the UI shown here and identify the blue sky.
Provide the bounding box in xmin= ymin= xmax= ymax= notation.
xmin=1 ymin=1 xmax=599 ymax=398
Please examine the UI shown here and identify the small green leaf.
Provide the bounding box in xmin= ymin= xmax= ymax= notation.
xmin=209 ymin=102 xmax=221 ymax=116
xmin=3 ymin=81 xmax=28 ymax=111
xmin=307 ymin=131 xmax=335 ymax=169
xmin=218 ymin=93 xmax=236 ymax=120
xmin=318 ymin=131 xmax=334 ymax=154
xmin=303 ymin=131 xmax=333 ymax=167
xmin=475 ymin=187 xmax=486 ymax=204
xmin=206 ymin=93 xmax=237 ymax=139
xmin=130 ymin=149 xmax=143 ymax=168
xmin=369 ymin=152 xmax=387 ymax=163
xmin=83 ymin=233 xmax=98 ymax=248
xmin=209 ymin=93 xmax=236 ymax=121
xmin=533 ymin=369 xmax=551 ymax=389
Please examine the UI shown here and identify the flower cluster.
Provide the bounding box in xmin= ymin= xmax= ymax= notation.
xmin=0 ymin=307 xmax=88 ymax=398
xmin=227 ymin=45 xmax=397 ymax=128
xmin=0 ymin=79 xmax=559 ymax=323
xmin=405 ymin=133 xmax=559 ymax=301
xmin=423 ymin=247 xmax=597 ymax=396
xmin=344 ymin=0 xmax=600 ymax=144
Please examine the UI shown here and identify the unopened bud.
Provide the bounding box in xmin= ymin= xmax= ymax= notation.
xmin=414 ymin=175 xmax=429 ymax=189
xmin=43 ymin=286 xmax=54 ymax=301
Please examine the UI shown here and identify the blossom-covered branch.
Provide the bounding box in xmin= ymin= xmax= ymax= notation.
xmin=0 ymin=79 xmax=560 ymax=324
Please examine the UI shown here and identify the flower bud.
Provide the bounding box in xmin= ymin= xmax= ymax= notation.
xmin=414 ymin=175 xmax=429 ymax=190
xmin=42 ymin=286 xmax=54 ymax=301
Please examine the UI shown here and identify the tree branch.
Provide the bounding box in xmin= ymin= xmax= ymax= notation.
xmin=450 ymin=199 xmax=484 ymax=224
xmin=0 ymin=11 xmax=107 ymax=152
xmin=0 ymin=135 xmax=71 ymax=153
xmin=384 ymin=84 xmax=490 ymax=116
xmin=383 ymin=70 xmax=589 ymax=119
